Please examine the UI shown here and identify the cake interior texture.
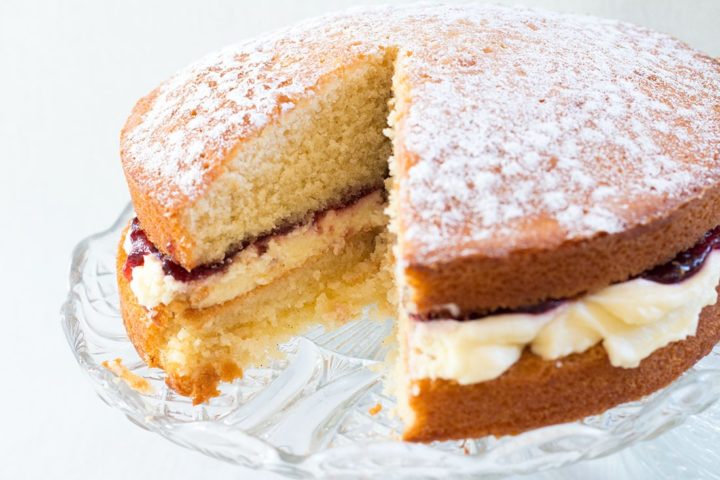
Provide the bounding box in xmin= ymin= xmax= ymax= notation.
xmin=184 ymin=52 xmax=395 ymax=267
xmin=120 ymin=53 xmax=400 ymax=404
xmin=120 ymin=227 xmax=395 ymax=403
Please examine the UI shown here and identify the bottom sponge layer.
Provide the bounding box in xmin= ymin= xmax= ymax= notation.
xmin=118 ymin=226 xmax=395 ymax=403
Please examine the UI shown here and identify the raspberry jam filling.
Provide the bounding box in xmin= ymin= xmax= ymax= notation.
xmin=123 ymin=219 xmax=230 ymax=282
xmin=123 ymin=185 xmax=384 ymax=283
xmin=641 ymin=225 xmax=720 ymax=284
xmin=415 ymin=225 xmax=720 ymax=322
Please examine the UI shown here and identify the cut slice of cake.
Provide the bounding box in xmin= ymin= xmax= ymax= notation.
xmin=119 ymin=50 xmax=397 ymax=402
xmin=117 ymin=4 xmax=720 ymax=441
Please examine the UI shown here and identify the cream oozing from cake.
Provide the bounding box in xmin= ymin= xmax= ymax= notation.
xmin=125 ymin=190 xmax=387 ymax=309
xmin=408 ymin=250 xmax=720 ymax=385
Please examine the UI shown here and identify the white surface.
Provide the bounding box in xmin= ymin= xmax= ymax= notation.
xmin=1 ymin=1 xmax=717 ymax=479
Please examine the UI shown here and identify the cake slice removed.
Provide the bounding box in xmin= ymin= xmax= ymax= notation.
xmin=119 ymin=49 xmax=398 ymax=402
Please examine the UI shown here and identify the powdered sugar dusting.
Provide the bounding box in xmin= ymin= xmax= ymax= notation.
xmin=392 ymin=6 xmax=720 ymax=263
xmin=121 ymin=15 xmax=386 ymax=206
xmin=121 ymin=4 xmax=720 ymax=264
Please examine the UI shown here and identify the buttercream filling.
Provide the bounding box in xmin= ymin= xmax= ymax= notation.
xmin=408 ymin=248 xmax=720 ymax=385
xmin=124 ymin=189 xmax=387 ymax=309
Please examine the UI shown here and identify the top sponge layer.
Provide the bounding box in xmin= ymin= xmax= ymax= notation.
xmin=121 ymin=4 xmax=720 ymax=313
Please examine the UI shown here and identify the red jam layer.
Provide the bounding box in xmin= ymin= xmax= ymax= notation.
xmin=415 ymin=225 xmax=720 ymax=322
xmin=123 ymin=219 xmax=229 ymax=282
xmin=416 ymin=299 xmax=565 ymax=322
xmin=123 ymin=185 xmax=384 ymax=283
xmin=641 ymin=225 xmax=720 ymax=284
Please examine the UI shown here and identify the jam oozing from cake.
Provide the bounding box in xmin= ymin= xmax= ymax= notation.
xmin=123 ymin=218 xmax=232 ymax=282
xmin=641 ymin=226 xmax=720 ymax=284
xmin=123 ymin=219 xmax=157 ymax=280
xmin=414 ymin=225 xmax=720 ymax=322
xmin=124 ymin=185 xmax=384 ymax=283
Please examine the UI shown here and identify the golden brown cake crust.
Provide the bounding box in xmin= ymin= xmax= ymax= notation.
xmin=406 ymin=186 xmax=720 ymax=316
xmin=117 ymin=226 xmax=156 ymax=367
xmin=402 ymin=289 xmax=720 ymax=442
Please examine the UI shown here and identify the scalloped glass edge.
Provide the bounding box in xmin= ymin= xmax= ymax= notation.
xmin=61 ymin=204 xmax=720 ymax=478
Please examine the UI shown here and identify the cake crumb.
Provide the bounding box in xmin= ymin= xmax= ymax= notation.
xmin=102 ymin=358 xmax=154 ymax=394
xmin=368 ymin=403 xmax=383 ymax=416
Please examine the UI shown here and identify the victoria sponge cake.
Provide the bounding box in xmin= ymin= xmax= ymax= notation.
xmin=117 ymin=4 xmax=720 ymax=442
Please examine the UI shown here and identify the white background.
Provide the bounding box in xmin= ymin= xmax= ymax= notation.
xmin=2 ymin=1 xmax=718 ymax=479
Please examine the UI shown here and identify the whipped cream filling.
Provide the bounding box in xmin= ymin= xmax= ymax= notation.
xmin=408 ymin=250 xmax=720 ymax=385
xmin=125 ymin=191 xmax=386 ymax=309
xmin=125 ymin=245 xmax=188 ymax=308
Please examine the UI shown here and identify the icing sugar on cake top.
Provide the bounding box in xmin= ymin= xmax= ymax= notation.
xmin=120 ymin=4 xmax=720 ymax=265
xmin=395 ymin=8 xmax=720 ymax=265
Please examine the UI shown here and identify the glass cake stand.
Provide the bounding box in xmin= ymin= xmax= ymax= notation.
xmin=61 ymin=205 xmax=720 ymax=478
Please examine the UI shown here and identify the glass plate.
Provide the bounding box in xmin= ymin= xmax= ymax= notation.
xmin=62 ymin=205 xmax=720 ymax=478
